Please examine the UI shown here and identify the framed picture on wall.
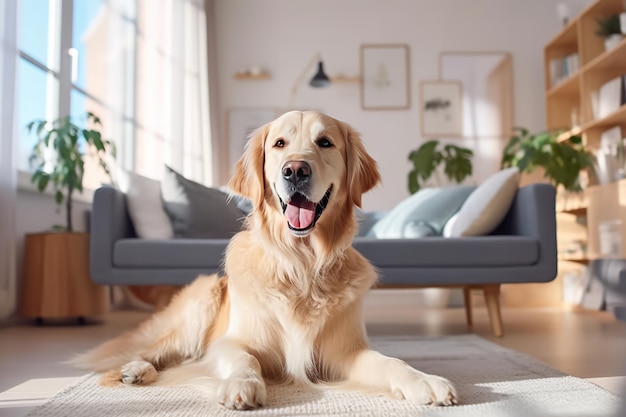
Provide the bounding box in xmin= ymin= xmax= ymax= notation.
xmin=227 ymin=108 xmax=280 ymax=170
xmin=419 ymin=81 xmax=463 ymax=137
xmin=360 ymin=44 xmax=410 ymax=110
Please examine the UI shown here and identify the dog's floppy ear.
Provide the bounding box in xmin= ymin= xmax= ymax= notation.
xmin=343 ymin=124 xmax=381 ymax=208
xmin=228 ymin=123 xmax=269 ymax=209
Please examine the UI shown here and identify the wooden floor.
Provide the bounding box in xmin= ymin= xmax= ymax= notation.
xmin=1 ymin=289 xmax=625 ymax=394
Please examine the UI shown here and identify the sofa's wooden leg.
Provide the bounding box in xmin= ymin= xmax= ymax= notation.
xmin=463 ymin=287 xmax=473 ymax=327
xmin=483 ymin=284 xmax=504 ymax=337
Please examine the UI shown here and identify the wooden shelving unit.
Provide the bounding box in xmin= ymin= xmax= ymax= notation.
xmin=545 ymin=0 xmax=626 ymax=149
xmin=546 ymin=0 xmax=626 ymax=272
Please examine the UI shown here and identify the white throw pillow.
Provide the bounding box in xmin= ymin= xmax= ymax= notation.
xmin=442 ymin=213 xmax=458 ymax=237
xmin=114 ymin=167 xmax=174 ymax=239
xmin=445 ymin=168 xmax=520 ymax=237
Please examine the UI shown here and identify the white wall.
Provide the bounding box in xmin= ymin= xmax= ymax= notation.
xmin=214 ymin=0 xmax=592 ymax=210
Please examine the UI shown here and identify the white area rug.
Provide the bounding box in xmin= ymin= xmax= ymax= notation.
xmin=26 ymin=335 xmax=623 ymax=417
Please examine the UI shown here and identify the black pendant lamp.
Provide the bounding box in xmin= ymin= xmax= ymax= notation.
xmin=309 ymin=61 xmax=331 ymax=87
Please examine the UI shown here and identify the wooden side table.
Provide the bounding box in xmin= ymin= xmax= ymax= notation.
xmin=21 ymin=232 xmax=109 ymax=323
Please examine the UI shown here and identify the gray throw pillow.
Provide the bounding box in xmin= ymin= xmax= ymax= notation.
xmin=161 ymin=165 xmax=246 ymax=238
xmin=355 ymin=209 xmax=388 ymax=237
xmin=368 ymin=186 xmax=476 ymax=238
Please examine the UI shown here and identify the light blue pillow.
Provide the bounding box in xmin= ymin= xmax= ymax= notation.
xmin=368 ymin=186 xmax=476 ymax=238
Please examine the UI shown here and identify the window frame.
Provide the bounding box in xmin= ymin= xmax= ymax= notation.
xmin=17 ymin=0 xmax=138 ymax=197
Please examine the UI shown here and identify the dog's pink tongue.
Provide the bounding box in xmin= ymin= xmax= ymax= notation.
xmin=285 ymin=194 xmax=316 ymax=229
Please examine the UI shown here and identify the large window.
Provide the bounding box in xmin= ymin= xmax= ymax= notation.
xmin=17 ymin=0 xmax=212 ymax=187
xmin=18 ymin=0 xmax=136 ymax=189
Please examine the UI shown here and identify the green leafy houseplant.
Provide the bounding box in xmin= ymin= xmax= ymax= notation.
xmin=595 ymin=14 xmax=622 ymax=37
xmin=27 ymin=112 xmax=116 ymax=232
xmin=407 ymin=140 xmax=474 ymax=194
xmin=500 ymin=127 xmax=594 ymax=192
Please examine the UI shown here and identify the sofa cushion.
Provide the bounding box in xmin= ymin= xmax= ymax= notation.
xmin=161 ymin=165 xmax=245 ymax=238
xmin=356 ymin=209 xmax=387 ymax=237
xmin=368 ymin=186 xmax=476 ymax=238
xmin=113 ymin=166 xmax=174 ymax=239
xmin=113 ymin=239 xmax=230 ymax=268
xmin=446 ymin=167 xmax=520 ymax=237
xmin=353 ymin=236 xmax=538 ymax=268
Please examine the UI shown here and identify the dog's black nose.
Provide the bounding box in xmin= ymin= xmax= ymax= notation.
xmin=282 ymin=160 xmax=311 ymax=185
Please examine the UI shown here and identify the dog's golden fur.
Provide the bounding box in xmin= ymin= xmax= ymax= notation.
xmin=74 ymin=111 xmax=457 ymax=409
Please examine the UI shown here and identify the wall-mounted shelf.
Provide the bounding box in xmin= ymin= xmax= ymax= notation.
xmin=330 ymin=75 xmax=361 ymax=83
xmin=233 ymin=72 xmax=271 ymax=80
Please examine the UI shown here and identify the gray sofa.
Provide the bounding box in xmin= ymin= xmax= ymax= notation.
xmin=89 ymin=183 xmax=557 ymax=336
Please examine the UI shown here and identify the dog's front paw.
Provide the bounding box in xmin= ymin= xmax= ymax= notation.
xmin=120 ymin=360 xmax=158 ymax=385
xmin=217 ymin=374 xmax=267 ymax=410
xmin=394 ymin=373 xmax=457 ymax=406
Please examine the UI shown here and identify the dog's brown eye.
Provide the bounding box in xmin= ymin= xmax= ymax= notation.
xmin=317 ymin=137 xmax=333 ymax=148
xmin=274 ymin=139 xmax=285 ymax=148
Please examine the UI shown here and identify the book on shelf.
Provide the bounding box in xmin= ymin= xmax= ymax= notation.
xmin=596 ymin=126 xmax=624 ymax=184
xmin=549 ymin=53 xmax=579 ymax=88
xmin=594 ymin=75 xmax=626 ymax=120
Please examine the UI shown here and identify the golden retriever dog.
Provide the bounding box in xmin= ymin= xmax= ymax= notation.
xmin=74 ymin=111 xmax=457 ymax=409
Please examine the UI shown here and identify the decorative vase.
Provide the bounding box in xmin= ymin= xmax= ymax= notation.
xmin=604 ymin=34 xmax=624 ymax=51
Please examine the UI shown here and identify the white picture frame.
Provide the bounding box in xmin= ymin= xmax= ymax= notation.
xmin=360 ymin=44 xmax=410 ymax=110
xmin=419 ymin=81 xmax=463 ymax=137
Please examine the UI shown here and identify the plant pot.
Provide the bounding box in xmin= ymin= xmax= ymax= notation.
xmin=604 ymin=34 xmax=624 ymax=51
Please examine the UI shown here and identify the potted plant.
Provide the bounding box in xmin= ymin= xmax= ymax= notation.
xmin=595 ymin=14 xmax=624 ymax=50
xmin=407 ymin=139 xmax=474 ymax=194
xmin=27 ymin=111 xmax=115 ymax=231
xmin=22 ymin=112 xmax=115 ymax=324
xmin=500 ymin=127 xmax=595 ymax=192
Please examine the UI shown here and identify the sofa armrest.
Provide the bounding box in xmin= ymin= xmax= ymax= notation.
xmin=493 ymin=183 xmax=557 ymax=277
xmin=90 ymin=186 xmax=135 ymax=280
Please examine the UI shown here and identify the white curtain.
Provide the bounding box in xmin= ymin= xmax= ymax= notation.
xmin=134 ymin=0 xmax=214 ymax=185
xmin=0 ymin=0 xmax=18 ymax=319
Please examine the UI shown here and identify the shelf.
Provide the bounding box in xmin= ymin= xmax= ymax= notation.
xmin=545 ymin=19 xmax=579 ymax=51
xmin=546 ymin=71 xmax=581 ymax=97
xmin=233 ymin=72 xmax=271 ymax=80
xmin=582 ymin=104 xmax=626 ymax=132
xmin=330 ymin=75 xmax=360 ymax=83
xmin=556 ymin=126 xmax=583 ymax=143
xmin=582 ymin=37 xmax=626 ymax=74
xmin=558 ymin=255 xmax=590 ymax=264
xmin=582 ymin=0 xmax=625 ymax=18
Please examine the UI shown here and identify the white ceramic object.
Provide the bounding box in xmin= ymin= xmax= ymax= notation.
xmin=604 ymin=34 xmax=624 ymax=51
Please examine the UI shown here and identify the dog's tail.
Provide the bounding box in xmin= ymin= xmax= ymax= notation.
xmin=69 ymin=274 xmax=227 ymax=373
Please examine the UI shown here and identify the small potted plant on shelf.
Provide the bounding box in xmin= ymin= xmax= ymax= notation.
xmin=500 ymin=127 xmax=595 ymax=193
xmin=407 ymin=139 xmax=474 ymax=194
xmin=595 ymin=14 xmax=624 ymax=50
xmin=27 ymin=111 xmax=115 ymax=231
